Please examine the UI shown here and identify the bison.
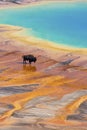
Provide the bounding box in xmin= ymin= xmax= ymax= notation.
xmin=22 ymin=54 xmax=37 ymax=64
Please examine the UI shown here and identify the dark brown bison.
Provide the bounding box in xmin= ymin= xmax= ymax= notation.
xmin=22 ymin=55 xmax=37 ymax=64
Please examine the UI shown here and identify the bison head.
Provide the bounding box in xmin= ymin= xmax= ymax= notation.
xmin=34 ymin=57 xmax=37 ymax=63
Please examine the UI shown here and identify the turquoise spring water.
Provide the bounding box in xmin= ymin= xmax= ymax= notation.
xmin=0 ymin=2 xmax=87 ymax=48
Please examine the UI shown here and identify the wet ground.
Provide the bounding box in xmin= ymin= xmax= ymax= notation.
xmin=0 ymin=25 xmax=87 ymax=130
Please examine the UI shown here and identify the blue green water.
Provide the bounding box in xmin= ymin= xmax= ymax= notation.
xmin=0 ymin=2 xmax=87 ymax=48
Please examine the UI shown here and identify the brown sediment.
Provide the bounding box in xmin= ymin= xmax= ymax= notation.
xmin=0 ymin=25 xmax=87 ymax=129
xmin=46 ymin=96 xmax=87 ymax=125
xmin=0 ymin=77 xmax=75 ymax=120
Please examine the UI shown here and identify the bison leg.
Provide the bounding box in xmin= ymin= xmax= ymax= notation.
xmin=23 ymin=60 xmax=26 ymax=64
xmin=29 ymin=60 xmax=31 ymax=64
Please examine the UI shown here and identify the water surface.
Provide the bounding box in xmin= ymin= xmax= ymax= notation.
xmin=0 ymin=2 xmax=87 ymax=48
